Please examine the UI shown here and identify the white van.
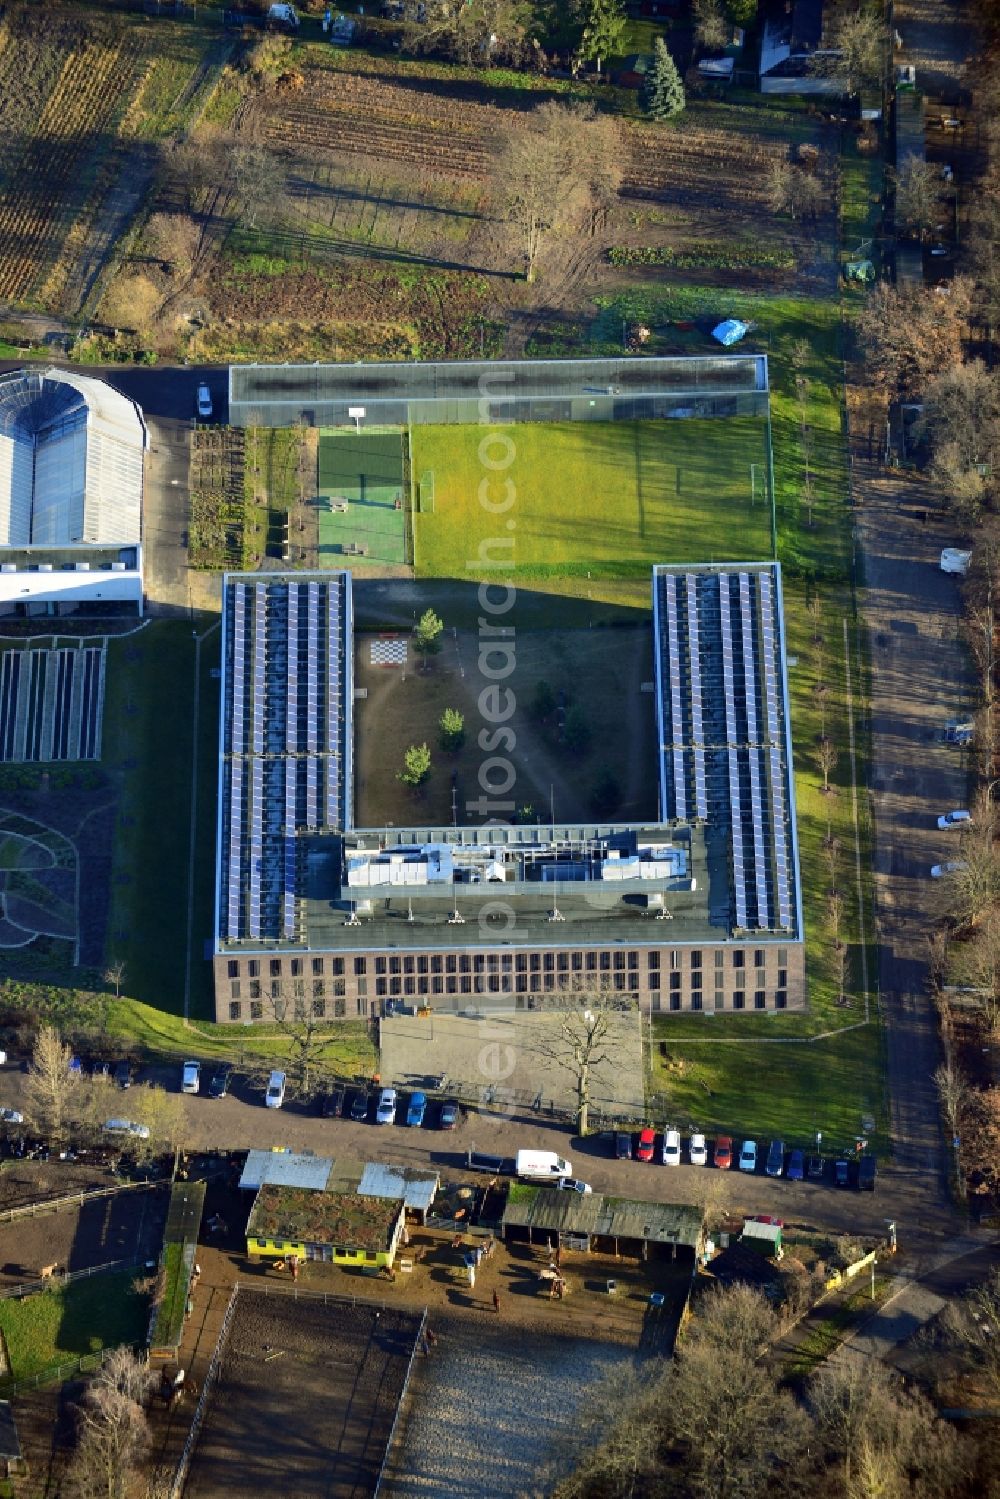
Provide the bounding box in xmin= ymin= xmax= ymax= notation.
xmin=515 ymin=1149 xmax=572 ymax=1180
xmin=265 ymin=1070 xmax=286 ymax=1109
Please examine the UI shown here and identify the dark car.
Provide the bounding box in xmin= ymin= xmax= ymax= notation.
xmin=806 ymin=1154 xmax=824 ymax=1180
xmin=834 ymin=1159 xmax=851 ymax=1188
xmin=115 ymin=1060 xmax=132 ymax=1090
xmin=208 ymin=1063 xmax=234 ymax=1099
xmin=349 ymin=1089 xmax=369 ymax=1122
xmin=858 ymin=1154 xmax=877 ymax=1192
xmin=438 ymin=1099 xmax=460 ymax=1129
xmin=786 ymin=1148 xmax=805 ymax=1182
xmin=615 ymin=1131 xmax=632 ymax=1160
xmin=765 ymin=1139 xmax=785 ymax=1178
xmin=319 ymin=1085 xmax=346 ymax=1118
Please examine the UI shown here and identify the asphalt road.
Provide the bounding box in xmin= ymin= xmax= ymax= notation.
xmin=0 ymin=359 xmax=229 ymax=425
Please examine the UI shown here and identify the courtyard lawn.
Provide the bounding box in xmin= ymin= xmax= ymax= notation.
xmin=411 ymin=418 xmax=773 ymax=603
xmin=0 ymin=1269 xmax=150 ymax=1386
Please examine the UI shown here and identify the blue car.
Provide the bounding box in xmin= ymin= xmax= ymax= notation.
xmin=786 ymin=1148 xmax=805 ymax=1182
xmin=406 ymin=1091 xmax=427 ymax=1127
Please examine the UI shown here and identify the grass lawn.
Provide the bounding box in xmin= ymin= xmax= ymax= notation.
xmin=103 ymin=623 xmax=199 ymax=1015
xmin=411 ymin=418 xmax=773 ymax=604
xmin=0 ymin=1269 xmax=150 ymax=1385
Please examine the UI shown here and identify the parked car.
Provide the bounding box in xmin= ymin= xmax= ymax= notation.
xmin=807 ymin=1154 xmax=824 ymax=1180
xmin=104 ymin=1118 xmax=149 ymax=1140
xmin=91 ymin=1058 xmax=110 ymax=1079
xmin=615 ymin=1131 xmax=632 ymax=1160
xmin=196 ymin=382 xmax=212 ymax=419
xmin=937 ymin=809 xmax=971 ymax=830
xmin=0 ymin=1108 xmax=23 ymax=1125
xmin=688 ymin=1133 xmax=708 ymax=1167
xmin=714 ymin=1135 xmax=733 ymax=1170
xmin=636 ymin=1126 xmax=656 ymax=1162
xmin=265 ymin=1070 xmax=286 ymax=1109
xmin=349 ymin=1089 xmax=369 ymax=1122
xmin=554 ymin=1177 xmax=593 ymax=1194
xmin=376 ymin=1087 xmax=397 ymax=1125
xmin=115 ymin=1060 xmax=132 ymax=1090
xmin=181 ymin=1060 xmax=201 ymax=1094
xmin=438 ymin=1099 xmax=460 ymax=1129
xmin=209 ymin=1063 xmax=234 ymax=1099
xmin=786 ymin=1148 xmax=805 ymax=1181
xmin=765 ymin=1139 xmax=785 ymax=1178
xmin=834 ymin=1158 xmax=851 ymax=1187
xmin=320 ymin=1085 xmax=346 ymax=1118
xmin=739 ymin=1139 xmax=758 ymax=1173
xmin=406 ymin=1091 xmax=427 ymax=1127
xmin=660 ymin=1128 xmax=682 ymax=1166
xmin=858 ymin=1154 xmax=877 ymax=1192
xmin=931 ymin=861 xmax=968 ymax=878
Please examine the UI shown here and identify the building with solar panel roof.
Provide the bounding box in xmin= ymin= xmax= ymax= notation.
xmin=212 ymin=561 xmax=803 ymax=1022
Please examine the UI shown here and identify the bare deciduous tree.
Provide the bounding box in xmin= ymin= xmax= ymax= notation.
xmin=491 ymin=102 xmax=620 ymax=281
xmin=810 ymin=10 xmax=890 ymax=93
xmin=530 ymin=983 xmax=630 ymax=1135
xmin=103 ymin=959 xmax=126 ymax=999
xmin=229 ymin=141 xmax=284 ymax=231
xmin=935 ymin=1057 xmax=970 ymax=1139
xmin=692 ymin=0 xmax=727 ymax=51
xmin=856 ymin=278 xmax=974 ymax=397
xmin=893 ymin=156 xmax=948 ymax=240
xmin=25 ymin=1026 xmax=79 ymax=1140
xmin=816 ymin=734 xmax=838 ymax=794
xmin=72 ymin=1349 xmax=155 ymax=1499
xmin=766 ymin=159 xmax=827 ymax=221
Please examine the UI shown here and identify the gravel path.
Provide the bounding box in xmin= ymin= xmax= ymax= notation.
xmin=381 ymin=1314 xmax=634 ymax=1499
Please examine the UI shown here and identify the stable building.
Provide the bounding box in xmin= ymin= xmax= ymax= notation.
xmin=501 ymin=1187 xmax=704 ymax=1265
xmin=246 ymin=1185 xmax=406 ymax=1269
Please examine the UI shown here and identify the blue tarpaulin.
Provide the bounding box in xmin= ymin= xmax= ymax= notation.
xmin=712 ymin=319 xmax=749 ymax=346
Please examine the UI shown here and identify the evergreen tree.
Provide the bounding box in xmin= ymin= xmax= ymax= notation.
xmin=576 ymin=0 xmax=626 ymax=73
xmin=643 ymin=38 xmax=686 ymax=120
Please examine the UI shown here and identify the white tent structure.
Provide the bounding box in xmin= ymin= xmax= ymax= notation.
xmin=0 ymin=368 xmax=145 ymax=547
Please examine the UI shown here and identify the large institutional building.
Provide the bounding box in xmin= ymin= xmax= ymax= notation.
xmin=0 ymin=368 xmax=145 ymax=616
xmin=211 ymin=562 xmax=803 ymax=1023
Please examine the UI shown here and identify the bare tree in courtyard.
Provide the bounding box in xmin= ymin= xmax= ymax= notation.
xmin=531 ymin=982 xmax=631 ymax=1135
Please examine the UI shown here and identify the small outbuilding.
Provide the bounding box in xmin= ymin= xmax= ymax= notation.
xmin=0 ymin=1401 xmax=23 ymax=1477
xmin=356 ymin=1162 xmax=440 ymax=1225
xmin=239 ymin=1149 xmax=333 ymax=1193
xmin=739 ymin=1218 xmax=784 ymax=1259
xmin=501 ymin=1187 xmax=703 ymax=1265
xmin=246 ymin=1185 xmax=406 ymax=1268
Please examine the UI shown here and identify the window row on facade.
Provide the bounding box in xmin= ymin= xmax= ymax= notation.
xmin=225 ymin=946 xmax=791 ymax=981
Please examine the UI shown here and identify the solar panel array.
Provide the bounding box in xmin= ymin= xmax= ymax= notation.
xmin=654 ymin=565 xmax=796 ymax=934
xmin=219 ymin=575 xmax=349 ymax=943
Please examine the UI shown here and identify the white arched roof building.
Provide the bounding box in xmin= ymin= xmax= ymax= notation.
xmin=0 ymin=369 xmax=146 ymax=615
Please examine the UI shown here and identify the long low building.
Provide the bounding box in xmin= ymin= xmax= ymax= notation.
xmin=211 ymin=559 xmax=803 ymax=1021
xmin=501 ymin=1186 xmax=704 ymax=1263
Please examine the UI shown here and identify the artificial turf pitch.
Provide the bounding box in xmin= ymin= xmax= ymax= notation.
xmin=317 ymin=428 xmax=406 ymax=566
xmin=411 ymin=418 xmax=772 ymax=585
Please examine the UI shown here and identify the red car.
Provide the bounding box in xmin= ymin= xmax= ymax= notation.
xmin=636 ymin=1126 xmax=656 ymax=1162
xmin=714 ymin=1135 xmax=733 ymax=1170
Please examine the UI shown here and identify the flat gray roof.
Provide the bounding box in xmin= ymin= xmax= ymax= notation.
xmin=239 ymin=1150 xmax=333 ymax=1192
xmin=229 ymin=354 xmax=768 ymax=415
xmin=357 ymin=1161 xmax=440 ymax=1214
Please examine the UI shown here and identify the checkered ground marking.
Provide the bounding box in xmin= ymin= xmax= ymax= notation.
xmin=370 ymin=637 xmax=408 ymax=667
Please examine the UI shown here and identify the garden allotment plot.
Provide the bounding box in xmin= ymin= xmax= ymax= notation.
xmin=411 ymin=418 xmax=773 ymax=590
xmin=317 ymin=428 xmax=407 ymax=567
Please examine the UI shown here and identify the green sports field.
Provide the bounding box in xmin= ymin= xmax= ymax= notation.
xmin=317 ymin=428 xmax=406 ymax=566
xmin=411 ymin=418 xmax=773 ymax=596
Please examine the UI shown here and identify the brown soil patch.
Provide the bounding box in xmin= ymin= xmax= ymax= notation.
xmin=353 ymin=624 xmax=657 ymax=827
